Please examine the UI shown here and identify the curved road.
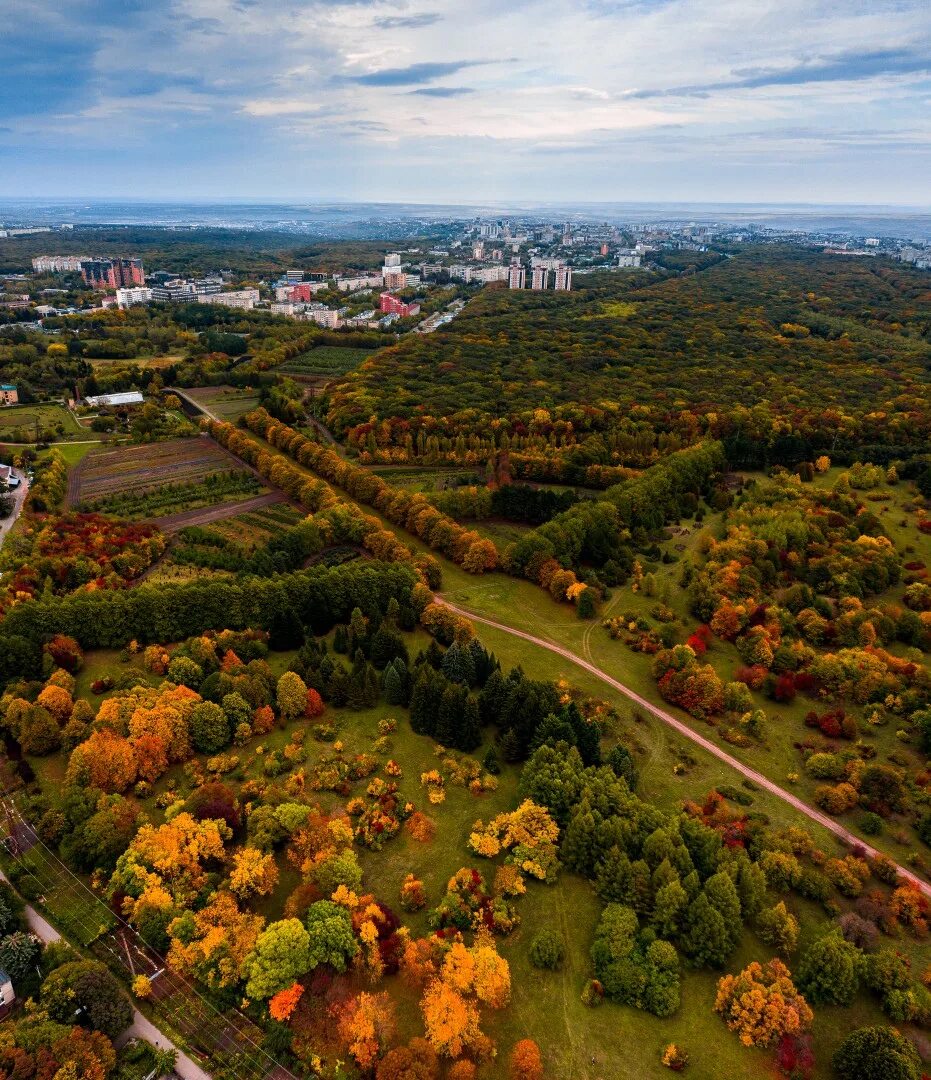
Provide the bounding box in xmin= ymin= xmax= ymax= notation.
xmin=439 ymin=599 xmax=931 ymax=901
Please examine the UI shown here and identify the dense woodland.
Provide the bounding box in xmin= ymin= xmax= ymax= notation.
xmin=324 ymin=249 xmax=931 ymax=470
xmin=0 ymin=242 xmax=928 ymax=1079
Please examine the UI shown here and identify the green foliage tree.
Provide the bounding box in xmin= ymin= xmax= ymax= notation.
xmin=244 ymin=919 xmax=312 ymax=1000
xmin=833 ymin=1026 xmax=921 ymax=1080
xmin=797 ymin=930 xmax=862 ymax=1006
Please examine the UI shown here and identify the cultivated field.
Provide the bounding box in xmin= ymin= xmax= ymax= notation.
xmin=68 ymin=436 xmax=254 ymax=508
xmin=278 ymin=345 xmax=375 ymax=379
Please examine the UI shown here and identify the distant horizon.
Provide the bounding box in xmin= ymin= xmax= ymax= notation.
xmin=4 ymin=197 xmax=931 ymax=212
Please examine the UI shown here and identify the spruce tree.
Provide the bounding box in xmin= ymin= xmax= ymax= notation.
xmin=409 ymin=667 xmax=435 ymax=735
xmin=680 ymin=892 xmax=732 ymax=967
xmin=326 ymin=666 xmax=349 ymax=707
xmin=459 ymin=697 xmax=481 ymax=752
xmin=703 ymin=871 xmax=743 ymax=953
xmin=383 ymin=662 xmax=404 ymax=706
xmin=607 ymin=744 xmax=637 ymax=789
xmin=629 ymin=859 xmax=653 ymax=915
xmin=441 ymin=642 xmax=467 ymax=684
xmin=652 ymin=880 xmax=688 ymax=939
xmin=596 ymin=846 xmax=633 ymax=903
xmin=436 ymin=683 xmax=467 ymax=747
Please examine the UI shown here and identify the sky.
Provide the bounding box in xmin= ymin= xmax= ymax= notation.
xmin=2 ymin=0 xmax=931 ymax=205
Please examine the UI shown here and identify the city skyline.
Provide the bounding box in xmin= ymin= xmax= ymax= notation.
xmin=2 ymin=0 xmax=931 ymax=205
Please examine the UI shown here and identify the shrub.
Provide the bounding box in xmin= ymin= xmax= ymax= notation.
xmin=529 ymin=929 xmax=564 ymax=970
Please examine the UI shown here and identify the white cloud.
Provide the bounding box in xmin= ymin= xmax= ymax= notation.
xmin=3 ymin=0 xmax=931 ymax=201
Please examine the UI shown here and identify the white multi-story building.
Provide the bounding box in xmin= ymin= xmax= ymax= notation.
xmin=305 ymin=308 xmax=341 ymax=328
xmin=32 ymin=256 xmax=85 ymax=273
xmin=285 ymin=269 xmax=304 ymax=282
xmin=335 ymin=275 xmax=381 ymax=291
xmin=383 ymin=253 xmax=402 ymax=268
xmin=616 ymin=253 xmax=642 ymax=268
xmin=554 ymin=266 xmax=573 ymax=291
xmin=199 ymin=288 xmax=260 ymax=310
xmin=115 ymin=287 xmax=153 ymax=309
xmin=472 ymin=266 xmax=508 ymax=284
xmin=448 ymin=265 xmax=473 ymax=282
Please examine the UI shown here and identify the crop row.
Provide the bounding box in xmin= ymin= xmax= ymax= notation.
xmin=80 ymin=470 xmax=263 ymax=519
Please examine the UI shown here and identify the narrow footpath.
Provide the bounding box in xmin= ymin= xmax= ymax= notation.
xmin=439 ymin=599 xmax=931 ymax=901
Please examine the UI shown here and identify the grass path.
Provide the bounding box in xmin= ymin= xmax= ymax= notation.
xmin=439 ymin=598 xmax=931 ymax=901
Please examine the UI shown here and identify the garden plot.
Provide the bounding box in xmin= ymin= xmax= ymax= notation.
xmin=69 ymin=436 xmax=260 ymax=513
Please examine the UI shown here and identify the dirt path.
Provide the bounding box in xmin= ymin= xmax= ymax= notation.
xmin=167 ymin=388 xmax=219 ymax=422
xmin=152 ymin=491 xmax=287 ymax=534
xmin=438 ymin=599 xmax=931 ymax=901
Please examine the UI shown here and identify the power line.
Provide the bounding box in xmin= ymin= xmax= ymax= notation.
xmin=0 ymin=797 xmax=300 ymax=1080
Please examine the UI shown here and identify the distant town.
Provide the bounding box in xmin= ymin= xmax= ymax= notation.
xmin=3 ymin=214 xmax=928 ymax=339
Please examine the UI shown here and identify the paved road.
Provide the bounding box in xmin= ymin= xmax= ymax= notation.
xmin=0 ymin=471 xmax=29 ymax=550
xmin=439 ymin=599 xmax=931 ymax=900
xmin=0 ymin=871 xmax=212 ymax=1080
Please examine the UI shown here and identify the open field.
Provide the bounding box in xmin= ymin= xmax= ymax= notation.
xmin=364 ymin=466 xmax=484 ymax=493
xmin=0 ymin=402 xmax=93 ymax=443
xmin=181 ymin=385 xmax=263 ymax=421
xmin=68 ymin=435 xmax=256 ymax=509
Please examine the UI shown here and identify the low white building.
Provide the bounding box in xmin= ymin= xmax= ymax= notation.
xmin=84 ymin=391 xmax=145 ymax=408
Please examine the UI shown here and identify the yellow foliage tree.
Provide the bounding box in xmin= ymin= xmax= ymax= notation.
xmin=229 ymin=847 xmax=279 ymax=899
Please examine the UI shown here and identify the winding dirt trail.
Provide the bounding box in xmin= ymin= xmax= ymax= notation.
xmin=438 ymin=599 xmax=931 ymax=901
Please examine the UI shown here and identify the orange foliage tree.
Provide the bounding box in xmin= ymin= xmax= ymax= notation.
xmin=269 ymin=982 xmax=304 ymax=1022
xmin=509 ymin=1039 xmax=544 ymax=1080
xmin=714 ymin=959 xmax=813 ymax=1048
xmin=334 ymin=991 xmax=396 ymax=1069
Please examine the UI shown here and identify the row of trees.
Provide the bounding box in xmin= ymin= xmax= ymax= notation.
xmin=1 ymin=559 xmax=419 ymax=647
